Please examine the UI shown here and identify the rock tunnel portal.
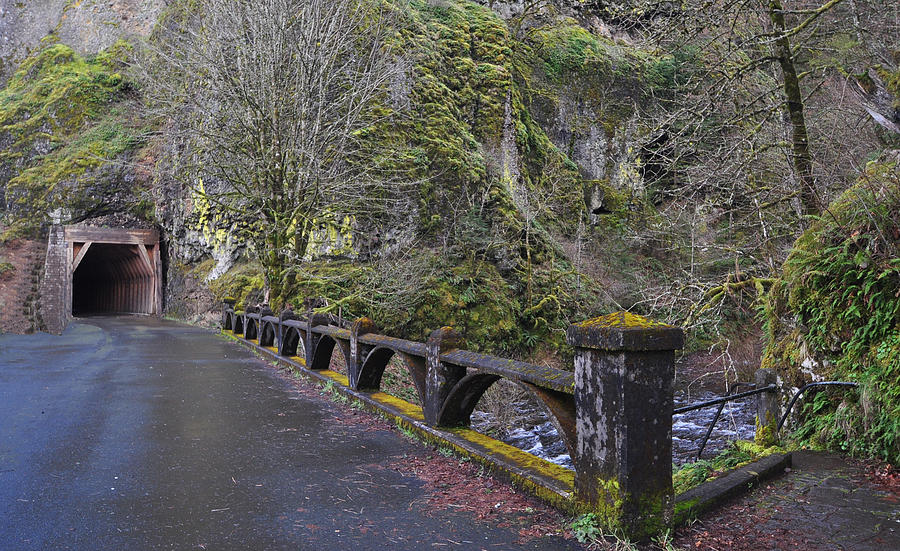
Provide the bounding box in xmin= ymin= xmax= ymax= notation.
xmin=66 ymin=226 xmax=162 ymax=317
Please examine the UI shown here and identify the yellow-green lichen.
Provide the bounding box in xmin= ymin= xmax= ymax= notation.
xmin=190 ymin=179 xmax=234 ymax=255
xmin=576 ymin=311 xmax=671 ymax=330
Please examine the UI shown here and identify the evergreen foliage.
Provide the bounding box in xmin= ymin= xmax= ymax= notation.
xmin=763 ymin=160 xmax=900 ymax=462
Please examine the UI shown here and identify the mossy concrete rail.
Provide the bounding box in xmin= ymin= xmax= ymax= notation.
xmin=223 ymin=301 xmax=683 ymax=540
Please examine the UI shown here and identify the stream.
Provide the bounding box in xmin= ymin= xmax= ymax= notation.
xmin=471 ymin=390 xmax=756 ymax=469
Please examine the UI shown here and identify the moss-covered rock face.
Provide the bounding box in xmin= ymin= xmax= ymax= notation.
xmin=0 ymin=40 xmax=146 ymax=238
xmin=207 ymin=261 xmax=266 ymax=311
xmin=361 ymin=1 xmax=666 ymax=236
xmin=762 ymin=159 xmax=900 ymax=462
xmin=377 ymin=0 xmax=583 ymax=230
xmin=0 ymin=0 xmax=164 ymax=83
xmin=283 ymin=254 xmax=524 ymax=352
xmin=520 ymin=16 xmax=660 ymax=194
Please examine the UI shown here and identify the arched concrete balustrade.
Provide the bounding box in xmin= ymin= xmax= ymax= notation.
xmin=223 ymin=301 xmax=684 ymax=540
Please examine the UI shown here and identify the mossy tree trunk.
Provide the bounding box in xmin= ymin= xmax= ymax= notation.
xmin=768 ymin=0 xmax=821 ymax=218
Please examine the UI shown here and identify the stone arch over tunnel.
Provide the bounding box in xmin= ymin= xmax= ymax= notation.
xmin=65 ymin=226 xmax=162 ymax=317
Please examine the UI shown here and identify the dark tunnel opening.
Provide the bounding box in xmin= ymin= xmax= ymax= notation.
xmin=72 ymin=243 xmax=157 ymax=316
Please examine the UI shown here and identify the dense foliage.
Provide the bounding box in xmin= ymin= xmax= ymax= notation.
xmin=763 ymin=160 xmax=900 ymax=462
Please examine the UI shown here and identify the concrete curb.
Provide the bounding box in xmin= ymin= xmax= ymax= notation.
xmin=674 ymin=452 xmax=793 ymax=524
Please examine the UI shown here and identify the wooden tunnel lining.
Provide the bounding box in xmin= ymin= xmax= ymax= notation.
xmin=65 ymin=226 xmax=162 ymax=316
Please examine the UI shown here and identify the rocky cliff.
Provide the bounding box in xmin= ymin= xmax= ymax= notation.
xmin=0 ymin=0 xmax=162 ymax=81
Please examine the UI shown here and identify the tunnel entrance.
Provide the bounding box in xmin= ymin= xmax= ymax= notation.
xmin=66 ymin=226 xmax=162 ymax=317
xmin=72 ymin=243 xmax=157 ymax=315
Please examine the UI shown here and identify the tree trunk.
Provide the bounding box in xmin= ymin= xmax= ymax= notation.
xmin=769 ymin=0 xmax=820 ymax=217
xmin=282 ymin=218 xmax=311 ymax=304
xmin=262 ymin=215 xmax=287 ymax=308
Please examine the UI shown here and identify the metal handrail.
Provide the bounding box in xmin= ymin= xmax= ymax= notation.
xmin=674 ymin=385 xmax=776 ymax=414
xmin=674 ymin=380 xmax=860 ymax=460
xmin=695 ymin=382 xmax=757 ymax=459
xmin=776 ymin=381 xmax=859 ymax=432
xmin=674 ymin=383 xmax=776 ymax=460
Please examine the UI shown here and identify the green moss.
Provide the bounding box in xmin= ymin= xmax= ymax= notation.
xmin=283 ymin=254 xmax=521 ymax=352
xmin=673 ymin=440 xmax=784 ymax=495
xmin=524 ymin=16 xmax=667 ymax=124
xmin=531 ymin=22 xmax=621 ymax=82
xmin=580 ymin=478 xmax=624 ymax=530
xmin=575 ymin=311 xmax=670 ymax=329
xmin=359 ymin=0 xmax=587 ymax=236
xmin=573 ymin=481 xmax=671 ymax=541
xmin=0 ymin=40 xmax=143 ymax=237
xmin=208 ymin=262 xmax=265 ymax=309
xmin=189 ymin=257 xmax=217 ymax=280
xmin=761 ymin=160 xmax=900 ymax=462
xmin=755 ymin=410 xmax=780 ymax=447
xmin=876 ymin=66 xmax=900 ymax=108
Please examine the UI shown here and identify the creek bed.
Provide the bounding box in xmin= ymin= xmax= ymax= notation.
xmin=470 ymin=390 xmax=757 ymax=470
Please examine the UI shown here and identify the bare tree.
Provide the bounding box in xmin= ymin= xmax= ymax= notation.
xmin=140 ymin=0 xmax=406 ymax=305
xmin=596 ymin=0 xmax=899 ymax=337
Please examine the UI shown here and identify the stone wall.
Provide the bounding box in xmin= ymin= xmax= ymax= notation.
xmin=39 ymin=224 xmax=69 ymax=335
xmin=0 ymin=236 xmax=48 ymax=334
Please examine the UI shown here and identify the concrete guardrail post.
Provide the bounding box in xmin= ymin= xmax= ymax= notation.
xmin=566 ymin=311 xmax=683 ymax=540
xmin=222 ymin=297 xmax=235 ymax=327
xmin=754 ymin=368 xmax=780 ymax=446
xmin=349 ymin=318 xmax=377 ymax=389
xmin=424 ymin=327 xmax=465 ymax=426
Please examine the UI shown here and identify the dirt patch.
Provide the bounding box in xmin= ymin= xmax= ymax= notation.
xmin=861 ymin=461 xmax=900 ymax=496
xmin=674 ymin=481 xmax=808 ymax=550
xmin=0 ymin=237 xmax=47 ymax=334
xmin=387 ymin=454 xmax=572 ymax=544
xmin=674 ymin=451 xmax=900 ymax=551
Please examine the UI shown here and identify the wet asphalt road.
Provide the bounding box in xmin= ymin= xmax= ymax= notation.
xmin=0 ymin=317 xmax=580 ymax=550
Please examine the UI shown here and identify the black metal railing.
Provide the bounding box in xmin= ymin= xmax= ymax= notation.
xmin=676 ymin=378 xmax=860 ymax=460
xmin=777 ymin=381 xmax=859 ymax=432
xmin=675 ymin=383 xmax=776 ymax=459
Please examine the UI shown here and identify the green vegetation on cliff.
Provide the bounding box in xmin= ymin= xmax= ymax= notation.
xmin=383 ymin=0 xmax=586 ymax=228
xmin=762 ymin=160 xmax=900 ymax=462
xmin=0 ymin=40 xmax=144 ymax=238
xmin=177 ymin=0 xmax=667 ymax=355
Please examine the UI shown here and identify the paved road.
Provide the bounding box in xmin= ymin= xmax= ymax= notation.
xmin=674 ymin=453 xmax=900 ymax=551
xmin=0 ymin=317 xmax=579 ymax=550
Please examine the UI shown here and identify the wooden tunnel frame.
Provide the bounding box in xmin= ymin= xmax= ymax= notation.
xmin=64 ymin=225 xmax=162 ymax=318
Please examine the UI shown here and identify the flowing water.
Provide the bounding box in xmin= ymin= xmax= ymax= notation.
xmin=471 ymin=390 xmax=757 ymax=470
